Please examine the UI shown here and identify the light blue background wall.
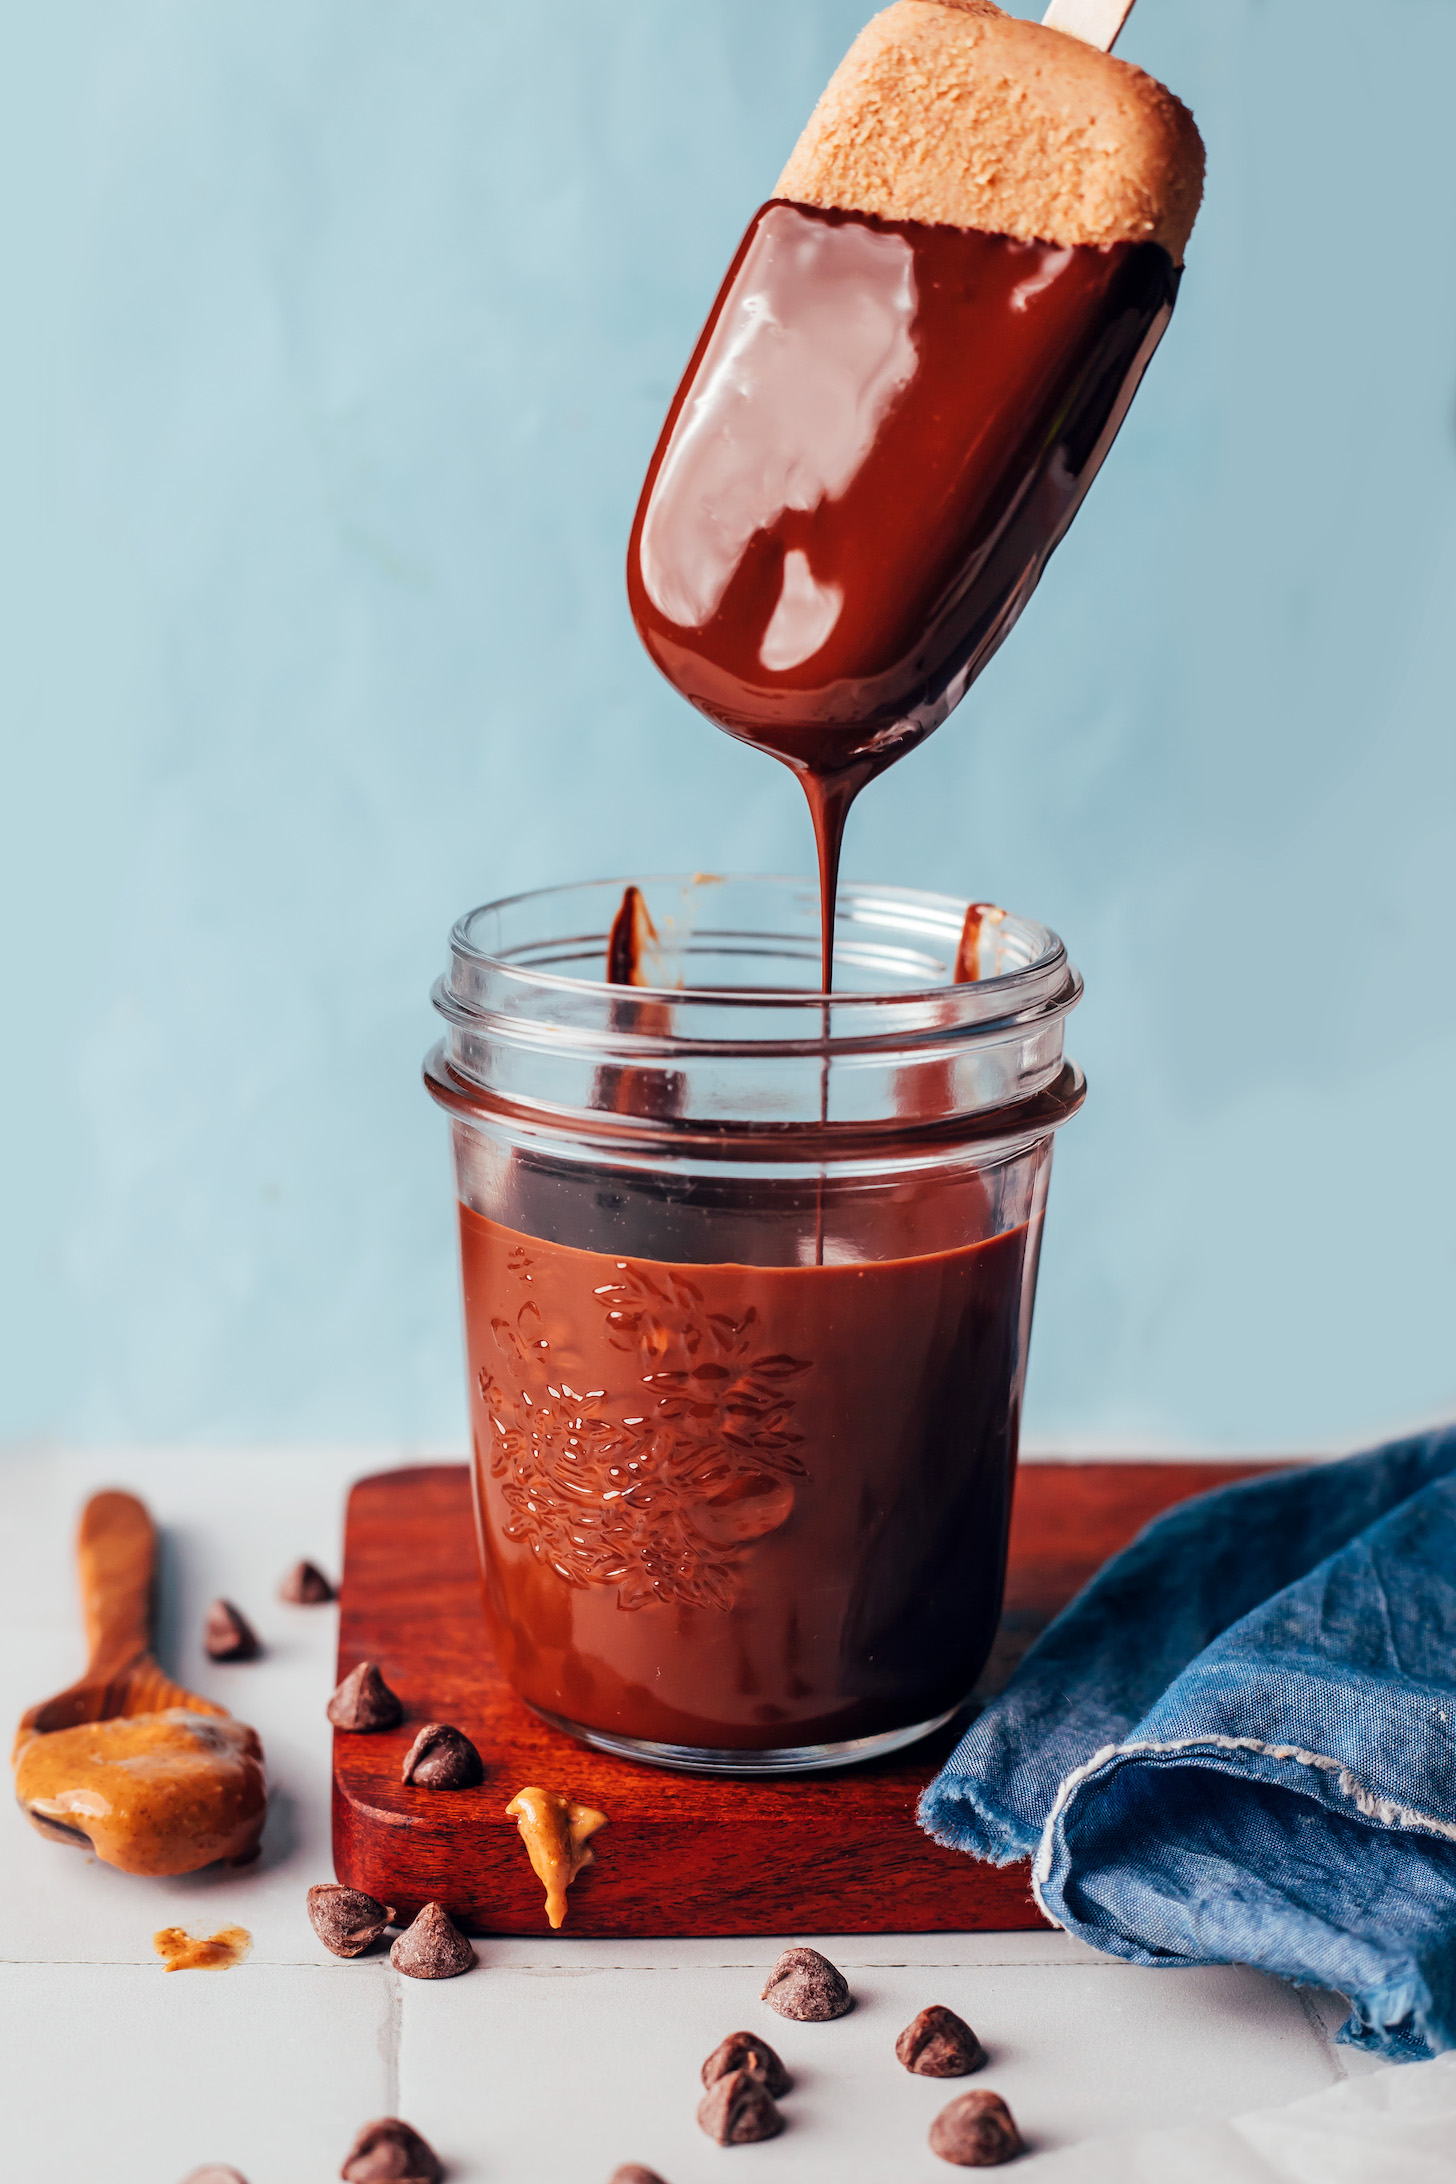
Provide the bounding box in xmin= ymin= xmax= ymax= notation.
xmin=3 ymin=0 xmax=1453 ymax=1453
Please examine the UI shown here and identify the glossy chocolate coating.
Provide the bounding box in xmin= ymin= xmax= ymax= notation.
xmin=629 ymin=200 xmax=1176 ymax=982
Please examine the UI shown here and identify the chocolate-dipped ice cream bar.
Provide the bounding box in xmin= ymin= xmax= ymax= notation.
xmin=628 ymin=0 xmax=1203 ymax=978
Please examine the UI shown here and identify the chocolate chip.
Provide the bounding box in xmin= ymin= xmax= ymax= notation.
xmin=388 ymin=1901 xmax=475 ymax=1980
xmin=203 ymin=1600 xmax=261 ymax=1662
xmin=400 ymin=1722 xmax=484 ymax=1790
xmin=280 ymin=1559 xmax=335 ymax=1604
xmin=340 ymin=2117 xmax=444 ymax=2183
xmin=696 ymin=2068 xmax=785 ymax=2146
xmin=607 ymin=2169 xmax=669 ymax=2184
xmin=928 ymin=2090 xmax=1025 ymax=2167
xmin=327 ymin=1661 xmax=403 ymax=1731
xmin=307 ymin=1884 xmax=395 ymax=1958
xmin=701 ymin=2031 xmax=792 ymax=2098
xmin=181 ymin=2170 xmax=249 ymax=2183
xmin=759 ymin=1945 xmax=852 ymax=2022
xmin=896 ymin=2004 xmax=987 ymax=2078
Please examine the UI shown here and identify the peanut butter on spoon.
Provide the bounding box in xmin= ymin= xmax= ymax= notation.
xmin=12 ymin=1492 xmax=266 ymax=1877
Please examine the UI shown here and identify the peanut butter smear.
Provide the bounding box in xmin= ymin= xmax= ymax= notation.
xmin=506 ymin=1785 xmax=607 ymax=1929
xmin=153 ymin=1922 xmax=252 ymax=1972
xmin=13 ymin=1708 xmax=266 ymax=1876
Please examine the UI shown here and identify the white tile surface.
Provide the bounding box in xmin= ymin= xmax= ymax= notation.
xmin=0 ymin=1961 xmax=392 ymax=2183
xmin=0 ymin=1449 xmax=1389 ymax=2182
xmin=399 ymin=1946 xmax=1350 ymax=2182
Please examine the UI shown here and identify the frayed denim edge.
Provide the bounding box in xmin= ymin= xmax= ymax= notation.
xmin=1030 ymin=1731 xmax=1456 ymax=1918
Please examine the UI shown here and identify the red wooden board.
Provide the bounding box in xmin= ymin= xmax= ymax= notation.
xmin=333 ymin=1459 xmax=1286 ymax=1938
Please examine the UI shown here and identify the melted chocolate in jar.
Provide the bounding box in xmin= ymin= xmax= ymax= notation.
xmin=629 ymin=200 xmax=1178 ymax=985
xmin=462 ymin=1198 xmax=1039 ymax=1750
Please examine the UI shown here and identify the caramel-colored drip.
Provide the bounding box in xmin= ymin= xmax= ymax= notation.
xmin=506 ymin=1784 xmax=607 ymax=1929
xmin=153 ymin=1923 xmax=252 ymax=1972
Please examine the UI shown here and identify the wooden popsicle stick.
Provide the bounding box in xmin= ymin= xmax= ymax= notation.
xmin=1041 ymin=0 xmax=1137 ymax=53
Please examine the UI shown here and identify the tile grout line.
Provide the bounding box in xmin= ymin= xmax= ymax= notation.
xmin=478 ymin=1956 xmax=1126 ymax=1975
xmin=382 ymin=1963 xmax=403 ymax=2115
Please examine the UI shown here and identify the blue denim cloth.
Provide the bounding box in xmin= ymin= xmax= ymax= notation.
xmin=920 ymin=1428 xmax=1456 ymax=2060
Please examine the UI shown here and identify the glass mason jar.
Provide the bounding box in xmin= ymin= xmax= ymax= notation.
xmin=424 ymin=875 xmax=1083 ymax=1775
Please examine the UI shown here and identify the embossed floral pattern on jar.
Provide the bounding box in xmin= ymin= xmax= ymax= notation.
xmin=479 ymin=1246 xmax=809 ymax=1612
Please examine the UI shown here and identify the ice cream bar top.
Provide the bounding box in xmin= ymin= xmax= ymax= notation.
xmin=776 ymin=0 xmax=1204 ymax=263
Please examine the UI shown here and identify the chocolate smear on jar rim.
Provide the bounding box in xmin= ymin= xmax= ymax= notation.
xmin=953 ymin=901 xmax=1006 ymax=984
xmin=389 ymin=1900 xmax=476 ymax=1980
xmin=760 ymin=1944 xmax=853 ymax=2021
xmin=308 ymin=1883 xmax=395 ymax=1958
xmin=400 ymin=1721 xmax=484 ymax=1790
xmin=928 ymin=2088 xmax=1025 ymax=2167
xmin=606 ymin=883 xmax=657 ymax=986
xmin=340 ymin=2117 xmax=445 ymax=2184
xmin=896 ymin=2003 xmax=987 ymax=2077
xmin=696 ymin=2067 xmax=785 ymax=2146
xmin=280 ymin=1558 xmax=335 ymax=1603
xmin=327 ymin=1661 xmax=403 ymax=1731
xmin=701 ymin=2030 xmax=792 ymax=2097
xmin=203 ymin=1600 xmax=261 ymax=1662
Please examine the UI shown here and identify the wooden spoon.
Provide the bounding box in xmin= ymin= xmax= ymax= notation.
xmin=15 ymin=1490 xmax=222 ymax=1757
xmin=14 ymin=1491 xmax=265 ymax=1872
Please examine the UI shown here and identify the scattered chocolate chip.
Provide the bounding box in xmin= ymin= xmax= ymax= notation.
xmin=340 ymin=2117 xmax=444 ymax=2183
xmin=181 ymin=2170 xmax=249 ymax=2183
xmin=928 ymin=2090 xmax=1025 ymax=2168
xmin=400 ymin=1722 xmax=484 ymax=1791
xmin=701 ymin=2031 xmax=792 ymax=2098
xmin=759 ymin=1945 xmax=852 ymax=2022
xmin=203 ymin=1600 xmax=261 ymax=1662
xmin=307 ymin=1883 xmax=395 ymax=1958
xmin=896 ymin=2004 xmax=987 ymax=2078
xmin=696 ymin=2068 xmax=785 ymax=2146
xmin=388 ymin=1900 xmax=475 ymax=1980
xmin=280 ymin=1559 xmax=335 ymax=1604
xmin=327 ymin=1661 xmax=403 ymax=1731
xmin=607 ymin=2169 xmax=669 ymax=2184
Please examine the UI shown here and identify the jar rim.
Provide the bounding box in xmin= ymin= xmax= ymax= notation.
xmin=443 ymin=873 xmax=1071 ymax=1023
xmin=428 ymin=875 xmax=1083 ymax=1150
